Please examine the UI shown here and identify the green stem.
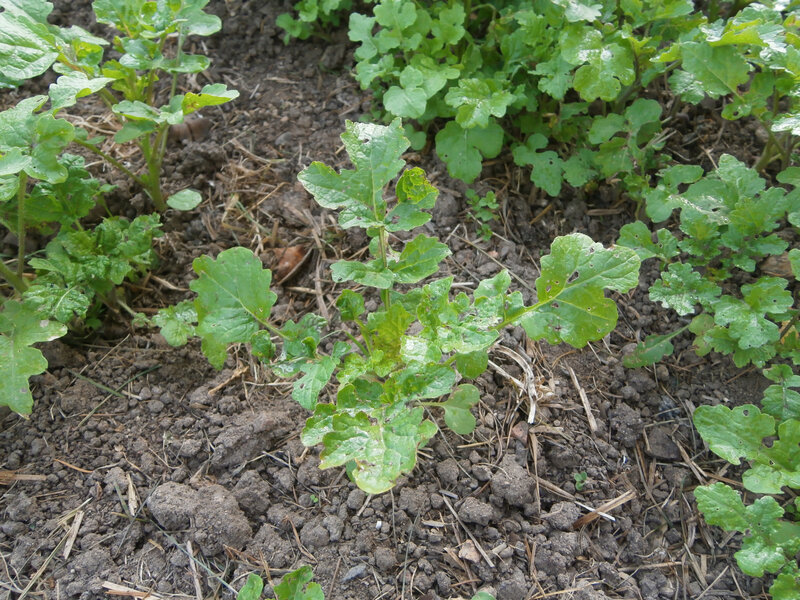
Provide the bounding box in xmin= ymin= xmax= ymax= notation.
xmin=15 ymin=172 xmax=28 ymax=283
xmin=72 ymin=137 xmax=148 ymax=189
xmin=0 ymin=259 xmax=28 ymax=293
xmin=138 ymin=134 xmax=167 ymax=212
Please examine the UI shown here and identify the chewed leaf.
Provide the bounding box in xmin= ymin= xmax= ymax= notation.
xmin=0 ymin=301 xmax=67 ymax=414
xmin=190 ymin=247 xmax=276 ymax=368
xmin=317 ymin=407 xmax=438 ymax=494
xmin=693 ymin=404 xmax=775 ymax=466
xmin=518 ymin=233 xmax=640 ymax=347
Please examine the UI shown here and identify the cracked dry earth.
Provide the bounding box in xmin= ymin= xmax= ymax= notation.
xmin=0 ymin=1 xmax=777 ymax=599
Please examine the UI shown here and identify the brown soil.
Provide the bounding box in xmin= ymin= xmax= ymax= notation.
xmin=0 ymin=2 xmax=773 ymax=599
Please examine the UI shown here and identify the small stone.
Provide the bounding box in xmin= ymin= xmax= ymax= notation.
xmin=346 ymin=488 xmax=366 ymax=510
xmin=374 ymin=546 xmax=396 ymax=572
xmin=458 ymin=540 xmax=481 ymax=563
xmin=458 ymin=497 xmax=494 ymax=526
xmin=342 ymin=564 xmax=367 ymax=581
xmin=646 ymin=427 xmax=680 ymax=461
xmin=436 ymin=458 xmax=459 ymax=486
xmin=541 ymin=501 xmax=582 ymax=531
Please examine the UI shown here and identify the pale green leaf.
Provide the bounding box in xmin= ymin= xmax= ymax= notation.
xmin=166 ymin=189 xmax=202 ymax=211
xmin=0 ymin=300 xmax=67 ymax=414
xmin=442 ymin=384 xmax=479 ymax=434
xmin=190 ymin=247 xmax=276 ymax=369
xmin=182 ymin=83 xmax=239 ymax=115
xmin=48 ymin=72 xmax=113 ymax=111
xmin=518 ymin=234 xmax=640 ymax=347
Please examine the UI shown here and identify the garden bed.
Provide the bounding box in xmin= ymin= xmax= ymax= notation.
xmin=0 ymin=1 xmax=782 ymax=599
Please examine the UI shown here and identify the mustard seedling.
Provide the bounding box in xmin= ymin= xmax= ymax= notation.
xmin=156 ymin=120 xmax=640 ymax=493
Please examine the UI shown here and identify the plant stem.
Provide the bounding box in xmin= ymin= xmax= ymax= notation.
xmin=16 ymin=172 xmax=28 ymax=283
xmin=139 ymin=134 xmax=167 ymax=211
xmin=72 ymin=137 xmax=148 ymax=189
xmin=0 ymin=259 xmax=28 ymax=294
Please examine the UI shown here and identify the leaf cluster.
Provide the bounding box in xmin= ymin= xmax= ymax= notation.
xmin=278 ymin=0 xmax=800 ymax=214
xmin=236 ymin=566 xmax=496 ymax=600
xmin=0 ymin=0 xmax=233 ymax=413
xmin=156 ymin=120 xmax=640 ymax=493
xmin=618 ymin=156 xmax=800 ymax=597
xmin=1 ymin=0 xmax=238 ymax=210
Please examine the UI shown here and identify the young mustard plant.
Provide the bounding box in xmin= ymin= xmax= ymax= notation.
xmin=156 ymin=120 xmax=640 ymax=493
xmin=0 ymin=0 xmax=239 ymax=211
xmin=618 ymin=155 xmax=800 ymax=597
xmin=0 ymin=95 xmax=162 ymax=414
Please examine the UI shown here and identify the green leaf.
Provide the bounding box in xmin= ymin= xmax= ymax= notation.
xmin=273 ymin=565 xmax=323 ymax=600
xmin=236 ymin=573 xmax=263 ymax=600
xmin=0 ymin=300 xmax=67 ymax=414
xmin=677 ymin=42 xmax=750 ymax=99
xmin=622 ymin=330 xmax=680 ymax=368
xmin=182 ymin=83 xmax=239 ymax=115
xmin=331 ymin=259 xmax=394 ymax=289
xmin=513 ymin=134 xmax=563 ymax=197
xmin=389 ymin=234 xmax=450 ymax=284
xmin=153 ymin=300 xmax=197 ymax=347
xmin=695 ymin=482 xmax=749 ymax=533
xmin=22 ymin=282 xmax=91 ymax=323
xmin=697 ymin=483 xmax=800 ymax=579
xmin=386 ymin=166 xmax=437 ymax=231
xmin=317 ymin=406 xmax=437 ymax=494
xmin=190 ymin=248 xmax=276 ymax=369
xmin=649 ymin=263 xmax=722 ymax=315
xmin=444 ymin=78 xmax=515 ymax=129
xmin=694 ymin=404 xmax=800 ymax=494
xmin=0 ymin=4 xmax=58 ymax=84
xmin=518 ymin=234 xmax=641 ymax=347
xmin=336 ymin=289 xmax=365 ymax=321
xmin=617 ymin=222 xmax=679 ymax=262
xmin=48 ymin=72 xmax=113 ymax=111
xmin=694 ymin=404 xmax=775 ymax=467
xmin=442 ymin=384 xmax=479 ymax=434
xmin=455 ymin=350 xmax=488 ymax=378
xmin=299 ymin=119 xmax=408 ymax=228
xmin=435 ymin=120 xmax=504 ymax=183
xmin=166 ymin=189 xmax=202 ymax=211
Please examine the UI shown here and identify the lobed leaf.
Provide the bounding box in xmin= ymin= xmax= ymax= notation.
xmin=435 ymin=120 xmax=504 ymax=184
xmin=190 ymin=247 xmax=276 ymax=369
xmin=518 ymin=234 xmax=640 ymax=347
xmin=0 ymin=300 xmax=67 ymax=414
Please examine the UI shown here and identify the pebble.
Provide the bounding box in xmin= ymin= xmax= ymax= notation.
xmin=342 ymin=564 xmax=367 ymax=581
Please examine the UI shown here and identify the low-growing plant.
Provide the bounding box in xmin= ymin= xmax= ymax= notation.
xmin=465 ymin=189 xmax=498 ymax=240
xmin=277 ymin=0 xmax=800 ymax=213
xmin=618 ymin=155 xmax=800 ymax=596
xmin=154 ymin=119 xmax=640 ymax=493
xmin=0 ymin=94 xmax=162 ymax=414
xmin=236 ymin=566 xmax=497 ymax=600
xmin=619 ymin=155 xmax=798 ymax=370
xmin=1 ymin=0 xmax=239 ymax=211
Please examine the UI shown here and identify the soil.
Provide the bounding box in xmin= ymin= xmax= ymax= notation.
xmin=0 ymin=2 xmax=779 ymax=600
